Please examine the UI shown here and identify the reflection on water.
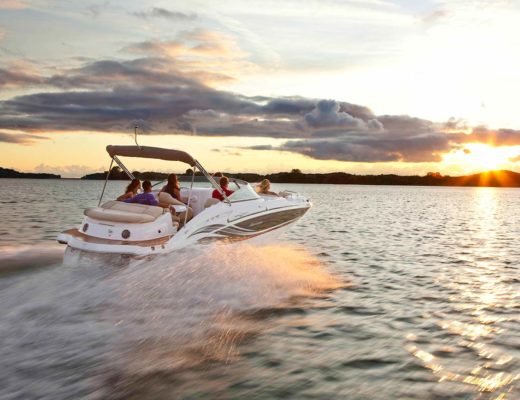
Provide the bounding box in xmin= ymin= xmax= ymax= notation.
xmin=406 ymin=188 xmax=519 ymax=398
xmin=0 ymin=180 xmax=519 ymax=399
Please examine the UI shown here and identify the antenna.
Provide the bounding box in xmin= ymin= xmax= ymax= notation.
xmin=134 ymin=125 xmax=141 ymax=149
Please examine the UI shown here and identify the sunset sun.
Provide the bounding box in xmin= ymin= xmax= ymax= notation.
xmin=465 ymin=144 xmax=510 ymax=171
xmin=443 ymin=143 xmax=520 ymax=173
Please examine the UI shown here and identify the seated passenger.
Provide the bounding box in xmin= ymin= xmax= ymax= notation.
xmin=256 ymin=179 xmax=278 ymax=196
xmin=124 ymin=180 xmax=159 ymax=206
xmin=159 ymin=173 xmax=181 ymax=201
xmin=158 ymin=173 xmax=193 ymax=223
xmin=212 ymin=176 xmax=234 ymax=201
xmin=117 ymin=178 xmax=141 ymax=201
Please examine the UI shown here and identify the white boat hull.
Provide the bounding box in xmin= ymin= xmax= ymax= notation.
xmin=58 ymin=196 xmax=311 ymax=257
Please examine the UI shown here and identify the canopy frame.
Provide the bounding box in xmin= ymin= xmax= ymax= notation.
xmin=102 ymin=145 xmax=231 ymax=204
xmin=106 ymin=145 xmax=196 ymax=167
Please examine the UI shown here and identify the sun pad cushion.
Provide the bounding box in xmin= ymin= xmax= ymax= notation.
xmin=83 ymin=200 xmax=165 ymax=223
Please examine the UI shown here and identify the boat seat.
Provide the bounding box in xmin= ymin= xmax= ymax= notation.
xmin=204 ymin=198 xmax=220 ymax=209
xmin=180 ymin=187 xmax=214 ymax=215
xmin=84 ymin=201 xmax=165 ymax=223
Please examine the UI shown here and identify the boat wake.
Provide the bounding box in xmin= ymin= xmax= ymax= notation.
xmin=97 ymin=243 xmax=342 ymax=397
xmin=0 ymin=242 xmax=341 ymax=399
xmin=0 ymin=244 xmax=64 ymax=274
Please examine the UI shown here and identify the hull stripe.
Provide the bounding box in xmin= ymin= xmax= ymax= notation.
xmin=188 ymin=207 xmax=308 ymax=240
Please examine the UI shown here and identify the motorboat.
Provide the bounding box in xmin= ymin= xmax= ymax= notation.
xmin=57 ymin=145 xmax=311 ymax=256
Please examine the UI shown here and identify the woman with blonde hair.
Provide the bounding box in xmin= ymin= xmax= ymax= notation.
xmin=256 ymin=179 xmax=278 ymax=196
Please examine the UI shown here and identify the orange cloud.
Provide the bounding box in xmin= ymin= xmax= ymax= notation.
xmin=0 ymin=130 xmax=48 ymax=145
xmin=124 ymin=29 xmax=246 ymax=58
xmin=0 ymin=0 xmax=27 ymax=9
xmin=122 ymin=29 xmax=256 ymax=85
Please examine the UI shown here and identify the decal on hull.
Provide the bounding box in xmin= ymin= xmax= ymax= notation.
xmin=189 ymin=207 xmax=309 ymax=242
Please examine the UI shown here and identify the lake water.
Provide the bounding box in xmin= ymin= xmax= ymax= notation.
xmin=0 ymin=180 xmax=519 ymax=399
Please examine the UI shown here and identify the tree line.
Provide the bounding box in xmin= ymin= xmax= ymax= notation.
xmin=80 ymin=167 xmax=520 ymax=188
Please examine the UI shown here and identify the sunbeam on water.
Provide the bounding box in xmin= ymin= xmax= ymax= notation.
xmin=0 ymin=243 xmax=341 ymax=399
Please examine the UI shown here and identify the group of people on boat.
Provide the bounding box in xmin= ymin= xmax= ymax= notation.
xmin=115 ymin=173 xmax=279 ymax=227
xmin=116 ymin=174 xmax=192 ymax=224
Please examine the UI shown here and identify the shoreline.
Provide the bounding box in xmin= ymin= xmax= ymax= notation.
xmin=3 ymin=170 xmax=520 ymax=188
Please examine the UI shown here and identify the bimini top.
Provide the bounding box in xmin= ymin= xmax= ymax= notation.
xmin=106 ymin=145 xmax=196 ymax=167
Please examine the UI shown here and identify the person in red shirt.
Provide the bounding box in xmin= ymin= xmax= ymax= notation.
xmin=212 ymin=176 xmax=234 ymax=201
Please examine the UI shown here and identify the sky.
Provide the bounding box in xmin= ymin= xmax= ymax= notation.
xmin=1 ymin=0 xmax=520 ymax=177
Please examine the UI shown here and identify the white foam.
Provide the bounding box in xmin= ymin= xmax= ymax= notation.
xmin=0 ymin=244 xmax=64 ymax=273
xmin=106 ymin=243 xmax=341 ymax=369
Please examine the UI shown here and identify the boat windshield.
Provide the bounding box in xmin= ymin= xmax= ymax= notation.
xmin=228 ymin=183 xmax=260 ymax=202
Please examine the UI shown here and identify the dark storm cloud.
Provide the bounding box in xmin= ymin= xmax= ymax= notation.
xmin=132 ymin=8 xmax=197 ymax=21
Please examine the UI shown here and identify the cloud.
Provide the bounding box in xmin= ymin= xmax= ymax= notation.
xmin=281 ymin=139 xmax=403 ymax=162
xmin=0 ymin=30 xmax=251 ymax=89
xmin=0 ymin=66 xmax=43 ymax=88
xmin=0 ymin=56 xmax=512 ymax=163
xmin=33 ymin=164 xmax=101 ymax=178
xmin=259 ymin=97 xmax=315 ymax=114
xmin=241 ymin=109 xmax=460 ymax=162
xmin=1 ymin=36 xmax=520 ymax=164
xmin=210 ymin=148 xmax=242 ymax=156
xmin=123 ymin=29 xmax=245 ymax=59
xmin=132 ymin=8 xmax=197 ymax=21
xmin=0 ymin=59 xmax=58 ymax=89
xmin=422 ymin=9 xmax=448 ymax=25
xmin=443 ymin=117 xmax=467 ymax=130
xmin=84 ymin=2 xmax=110 ymax=18
xmin=456 ymin=127 xmax=520 ymax=147
xmin=304 ymin=99 xmax=382 ymax=131
xmin=47 ymin=58 xmax=203 ymax=89
xmin=248 ymin=145 xmax=274 ymax=151
xmin=247 ymin=128 xmax=453 ymax=163
xmin=120 ymin=30 xmax=255 ymax=84
xmin=123 ymin=39 xmax=238 ymax=61
xmin=0 ymin=0 xmax=27 ymax=9
xmin=0 ymin=131 xmax=48 ymax=144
